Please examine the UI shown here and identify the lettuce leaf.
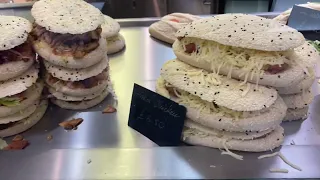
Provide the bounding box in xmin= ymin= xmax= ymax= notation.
xmin=0 ymin=97 xmax=21 ymax=107
xmin=308 ymin=40 xmax=320 ymax=52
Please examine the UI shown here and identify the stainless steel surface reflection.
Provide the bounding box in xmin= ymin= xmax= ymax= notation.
xmin=1 ymin=14 xmax=320 ymax=179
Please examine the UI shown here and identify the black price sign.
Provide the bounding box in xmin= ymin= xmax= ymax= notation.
xmin=128 ymin=84 xmax=186 ymax=146
xmin=288 ymin=5 xmax=320 ymax=40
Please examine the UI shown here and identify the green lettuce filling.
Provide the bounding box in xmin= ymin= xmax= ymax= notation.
xmin=0 ymin=97 xmax=21 ymax=107
xmin=309 ymin=40 xmax=320 ymax=52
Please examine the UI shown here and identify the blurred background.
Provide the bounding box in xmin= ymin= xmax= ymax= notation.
xmin=1 ymin=0 xmax=320 ymax=18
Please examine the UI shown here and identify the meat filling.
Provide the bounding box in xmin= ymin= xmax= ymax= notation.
xmin=0 ymin=38 xmax=34 ymax=65
xmin=31 ymin=24 xmax=102 ymax=58
xmin=48 ymin=71 xmax=108 ymax=89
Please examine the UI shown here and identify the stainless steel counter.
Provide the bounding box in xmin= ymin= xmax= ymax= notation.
xmin=1 ymin=13 xmax=320 ymax=179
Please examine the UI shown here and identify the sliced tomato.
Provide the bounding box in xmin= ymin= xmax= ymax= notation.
xmin=170 ymin=19 xmax=179 ymax=23
xmin=185 ymin=43 xmax=196 ymax=53
xmin=266 ymin=64 xmax=288 ymax=74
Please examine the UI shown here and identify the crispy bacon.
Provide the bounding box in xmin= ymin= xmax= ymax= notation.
xmin=265 ymin=64 xmax=288 ymax=74
xmin=31 ymin=24 xmax=101 ymax=59
xmin=0 ymin=39 xmax=34 ymax=65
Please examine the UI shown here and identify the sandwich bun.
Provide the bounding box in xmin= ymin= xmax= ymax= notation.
xmin=281 ymin=90 xmax=313 ymax=109
xmin=107 ymin=34 xmax=125 ymax=54
xmin=156 ymin=77 xmax=286 ymax=132
xmin=161 ymin=59 xmax=278 ymax=111
xmin=0 ymin=99 xmax=48 ymax=138
xmin=34 ymin=38 xmax=107 ymax=69
xmin=0 ymin=101 xmax=39 ymax=124
xmin=276 ymin=70 xmax=315 ymax=94
xmin=51 ymin=87 xmax=109 ymax=110
xmin=45 ymin=72 xmax=108 ymax=97
xmin=183 ymin=124 xmax=284 ymax=152
xmin=0 ymin=59 xmax=34 ymax=81
xmin=49 ymin=86 xmax=105 ymax=101
xmin=176 ymin=14 xmax=304 ymax=51
xmin=44 ymin=57 xmax=109 ymax=81
xmin=283 ymin=107 xmax=308 ymax=121
xmin=31 ymin=0 xmax=104 ymax=34
xmin=0 ymin=65 xmax=38 ymax=98
xmin=0 ymin=16 xmax=32 ymax=51
xmin=184 ymin=120 xmax=275 ymax=140
xmin=101 ymin=15 xmax=120 ymax=39
xmin=0 ymin=82 xmax=43 ymax=118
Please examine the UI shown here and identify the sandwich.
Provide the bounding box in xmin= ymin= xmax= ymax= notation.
xmin=274 ymin=3 xmax=320 ymax=24
xmin=156 ymin=59 xmax=287 ymax=152
xmin=149 ymin=13 xmax=200 ymax=44
xmin=31 ymin=0 xmax=110 ymax=110
xmin=0 ymin=15 xmax=47 ymax=137
xmin=173 ymin=14 xmax=318 ymax=88
xmin=101 ymin=15 xmax=125 ymax=54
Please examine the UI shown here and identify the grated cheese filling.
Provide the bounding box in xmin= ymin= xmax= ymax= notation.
xmin=177 ymin=38 xmax=297 ymax=84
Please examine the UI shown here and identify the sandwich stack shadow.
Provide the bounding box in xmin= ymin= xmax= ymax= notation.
xmin=156 ymin=14 xmax=319 ymax=152
xmin=30 ymin=0 xmax=111 ymax=110
xmin=0 ymin=16 xmax=48 ymax=137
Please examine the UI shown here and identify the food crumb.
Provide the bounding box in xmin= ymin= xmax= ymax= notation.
xmin=102 ymin=105 xmax=117 ymax=113
xmin=210 ymin=165 xmax=216 ymax=168
xmin=290 ymin=140 xmax=296 ymax=145
xmin=47 ymin=134 xmax=53 ymax=141
xmin=59 ymin=118 xmax=83 ymax=130
xmin=12 ymin=135 xmax=23 ymax=141
xmin=87 ymin=159 xmax=92 ymax=164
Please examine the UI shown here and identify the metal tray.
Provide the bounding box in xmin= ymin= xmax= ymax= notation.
xmin=0 ymin=13 xmax=320 ymax=179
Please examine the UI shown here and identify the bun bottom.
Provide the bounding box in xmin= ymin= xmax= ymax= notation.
xmin=0 ymin=100 xmax=48 ymax=138
xmin=283 ymin=107 xmax=308 ymax=121
xmin=107 ymin=34 xmax=126 ymax=54
xmin=183 ymin=122 xmax=284 ymax=152
xmin=51 ymin=88 xmax=109 ymax=110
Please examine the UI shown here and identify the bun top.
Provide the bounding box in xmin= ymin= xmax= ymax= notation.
xmin=101 ymin=15 xmax=120 ymax=38
xmin=31 ymin=0 xmax=104 ymax=34
xmin=176 ymin=14 xmax=305 ymax=51
xmin=0 ymin=16 xmax=32 ymax=51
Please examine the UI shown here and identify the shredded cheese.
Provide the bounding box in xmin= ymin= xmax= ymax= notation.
xmin=278 ymin=152 xmax=302 ymax=171
xmin=221 ymin=139 xmax=244 ymax=160
xmin=258 ymin=152 xmax=279 ymax=159
xmin=269 ymin=168 xmax=289 ymax=173
xmin=178 ymin=38 xmax=301 ymax=84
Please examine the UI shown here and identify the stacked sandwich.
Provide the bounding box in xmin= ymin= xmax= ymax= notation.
xmin=101 ymin=15 xmax=126 ymax=54
xmin=31 ymin=0 xmax=110 ymax=110
xmin=157 ymin=14 xmax=318 ymax=152
xmin=0 ymin=16 xmax=47 ymax=137
xmin=149 ymin=13 xmax=200 ymax=44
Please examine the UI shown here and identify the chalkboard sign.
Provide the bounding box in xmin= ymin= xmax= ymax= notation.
xmin=128 ymin=84 xmax=187 ymax=146
xmin=287 ymin=5 xmax=320 ymax=40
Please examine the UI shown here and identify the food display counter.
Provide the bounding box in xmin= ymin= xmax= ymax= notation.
xmin=0 ymin=11 xmax=320 ymax=179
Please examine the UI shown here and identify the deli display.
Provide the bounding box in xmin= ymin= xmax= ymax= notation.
xmin=0 ymin=0 xmax=320 ymax=179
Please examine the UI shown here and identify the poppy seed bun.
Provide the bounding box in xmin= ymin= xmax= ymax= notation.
xmin=44 ymin=57 xmax=109 ymax=81
xmin=0 ymin=82 xmax=43 ymax=118
xmin=48 ymin=86 xmax=104 ymax=101
xmin=107 ymin=34 xmax=125 ymax=54
xmin=0 ymin=59 xmax=34 ymax=81
xmin=51 ymin=87 xmax=109 ymax=110
xmin=156 ymin=77 xmax=286 ymax=132
xmin=34 ymin=38 xmax=107 ymax=69
xmin=101 ymin=15 xmax=120 ymax=39
xmin=31 ymin=0 xmax=104 ymax=34
xmin=183 ymin=125 xmax=284 ymax=152
xmin=281 ymin=90 xmax=313 ymax=109
xmin=176 ymin=14 xmax=305 ymax=51
xmin=276 ymin=70 xmax=315 ymax=95
xmin=149 ymin=13 xmax=201 ymax=44
xmin=184 ymin=120 xmax=275 ymax=140
xmin=161 ymin=59 xmax=278 ymax=111
xmin=283 ymin=107 xmax=308 ymax=121
xmin=45 ymin=72 xmax=108 ymax=97
xmin=0 ymin=99 xmax=48 ymax=138
xmin=0 ymin=16 xmax=32 ymax=51
xmin=0 ymin=66 xmax=38 ymax=98
xmin=0 ymin=101 xmax=38 ymax=124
